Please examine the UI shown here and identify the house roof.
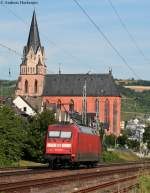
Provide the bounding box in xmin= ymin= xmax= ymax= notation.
xmin=43 ymin=73 xmax=120 ymax=96
xmin=21 ymin=96 xmax=42 ymax=112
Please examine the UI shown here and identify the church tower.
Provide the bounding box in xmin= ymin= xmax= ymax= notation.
xmin=16 ymin=11 xmax=46 ymax=96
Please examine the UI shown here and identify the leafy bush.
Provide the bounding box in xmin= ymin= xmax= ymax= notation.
xmin=23 ymin=110 xmax=55 ymax=162
xmin=102 ymin=151 xmax=122 ymax=163
xmin=104 ymin=134 xmax=116 ymax=148
xmin=0 ymin=105 xmax=28 ymax=167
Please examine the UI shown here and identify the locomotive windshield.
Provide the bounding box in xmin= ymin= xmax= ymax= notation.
xmin=48 ymin=131 xmax=60 ymax=137
xmin=60 ymin=131 xmax=71 ymax=138
xmin=48 ymin=131 xmax=72 ymax=139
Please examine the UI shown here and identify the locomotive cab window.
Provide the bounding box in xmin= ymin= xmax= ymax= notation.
xmin=60 ymin=131 xmax=72 ymax=139
xmin=48 ymin=131 xmax=72 ymax=138
xmin=48 ymin=131 xmax=60 ymax=138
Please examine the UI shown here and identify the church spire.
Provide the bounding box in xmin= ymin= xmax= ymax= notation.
xmin=27 ymin=10 xmax=41 ymax=53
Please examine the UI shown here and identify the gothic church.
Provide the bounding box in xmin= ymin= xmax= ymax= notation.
xmin=15 ymin=11 xmax=121 ymax=136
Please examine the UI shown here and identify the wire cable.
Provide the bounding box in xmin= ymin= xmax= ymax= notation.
xmin=107 ymin=0 xmax=150 ymax=65
xmin=1 ymin=4 xmax=100 ymax=68
xmin=73 ymin=0 xmax=141 ymax=80
xmin=0 ymin=43 xmax=22 ymax=56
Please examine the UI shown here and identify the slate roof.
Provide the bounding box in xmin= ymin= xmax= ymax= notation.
xmin=21 ymin=96 xmax=42 ymax=112
xmin=26 ymin=10 xmax=41 ymax=54
xmin=43 ymin=73 xmax=120 ymax=96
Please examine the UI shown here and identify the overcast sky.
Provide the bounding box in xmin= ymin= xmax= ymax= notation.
xmin=0 ymin=0 xmax=150 ymax=80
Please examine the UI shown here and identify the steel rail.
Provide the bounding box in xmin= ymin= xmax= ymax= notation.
xmin=0 ymin=165 xmax=146 ymax=192
xmin=113 ymin=184 xmax=139 ymax=193
xmin=0 ymin=160 xmax=149 ymax=177
xmin=71 ymin=175 xmax=138 ymax=193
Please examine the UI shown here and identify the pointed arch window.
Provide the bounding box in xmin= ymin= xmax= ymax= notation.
xmin=34 ymin=79 xmax=38 ymax=94
xmin=95 ymin=98 xmax=100 ymax=117
xmin=113 ymin=100 xmax=118 ymax=134
xmin=24 ymin=80 xmax=28 ymax=93
xmin=57 ymin=99 xmax=61 ymax=111
xmin=69 ymin=99 xmax=74 ymax=112
xmin=104 ymin=99 xmax=110 ymax=129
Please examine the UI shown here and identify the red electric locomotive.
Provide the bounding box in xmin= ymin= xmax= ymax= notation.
xmin=44 ymin=123 xmax=101 ymax=169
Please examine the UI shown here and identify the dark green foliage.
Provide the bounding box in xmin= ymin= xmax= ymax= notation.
xmin=102 ymin=151 xmax=121 ymax=162
xmin=0 ymin=105 xmax=56 ymax=167
xmin=0 ymin=80 xmax=16 ymax=97
xmin=0 ymin=105 xmax=28 ymax=167
xmin=127 ymin=80 xmax=150 ymax=86
xmin=23 ymin=110 xmax=55 ymax=162
xmin=117 ymin=134 xmax=128 ymax=147
xmin=104 ymin=134 xmax=117 ymax=148
xmin=143 ymin=126 xmax=150 ymax=150
xmin=126 ymin=139 xmax=140 ymax=151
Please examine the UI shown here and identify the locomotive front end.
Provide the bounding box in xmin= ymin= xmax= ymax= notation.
xmin=44 ymin=125 xmax=74 ymax=168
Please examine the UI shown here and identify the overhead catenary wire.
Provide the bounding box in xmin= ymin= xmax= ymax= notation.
xmin=0 ymin=43 xmax=22 ymax=56
xmin=107 ymin=0 xmax=150 ymax=65
xmin=73 ymin=0 xmax=141 ymax=80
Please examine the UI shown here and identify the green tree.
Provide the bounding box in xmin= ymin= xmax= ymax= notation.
xmin=117 ymin=134 xmax=128 ymax=147
xmin=0 ymin=105 xmax=28 ymax=167
xmin=127 ymin=139 xmax=140 ymax=151
xmin=23 ymin=110 xmax=55 ymax=162
xmin=105 ymin=134 xmax=116 ymax=148
xmin=143 ymin=125 xmax=150 ymax=150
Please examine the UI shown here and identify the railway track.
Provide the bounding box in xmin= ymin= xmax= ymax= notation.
xmin=0 ymin=160 xmax=148 ymax=177
xmin=0 ymin=161 xmax=150 ymax=193
xmin=71 ymin=175 xmax=138 ymax=193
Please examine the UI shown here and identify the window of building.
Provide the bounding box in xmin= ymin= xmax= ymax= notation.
xmin=34 ymin=80 xmax=38 ymax=93
xmin=104 ymin=99 xmax=110 ymax=129
xmin=95 ymin=98 xmax=100 ymax=116
xmin=23 ymin=107 xmax=27 ymax=112
xmin=57 ymin=99 xmax=61 ymax=110
xmin=113 ymin=99 xmax=118 ymax=134
xmin=24 ymin=80 xmax=28 ymax=93
xmin=69 ymin=99 xmax=74 ymax=112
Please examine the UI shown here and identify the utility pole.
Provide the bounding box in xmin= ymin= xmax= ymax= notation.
xmin=82 ymin=80 xmax=87 ymax=125
xmin=0 ymin=80 xmax=3 ymax=98
xmin=58 ymin=63 xmax=61 ymax=74
xmin=8 ymin=68 xmax=11 ymax=97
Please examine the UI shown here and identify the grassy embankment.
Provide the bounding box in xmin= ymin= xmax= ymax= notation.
xmin=139 ymin=173 xmax=150 ymax=193
xmin=102 ymin=149 xmax=140 ymax=163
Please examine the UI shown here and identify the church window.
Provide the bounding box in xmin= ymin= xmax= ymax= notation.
xmin=34 ymin=80 xmax=38 ymax=93
xmin=69 ymin=99 xmax=74 ymax=112
xmin=57 ymin=99 xmax=61 ymax=111
xmin=113 ymin=99 xmax=118 ymax=134
xmin=95 ymin=98 xmax=100 ymax=116
xmin=24 ymin=80 xmax=28 ymax=93
xmin=104 ymin=99 xmax=110 ymax=129
xmin=30 ymin=67 xmax=32 ymax=74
